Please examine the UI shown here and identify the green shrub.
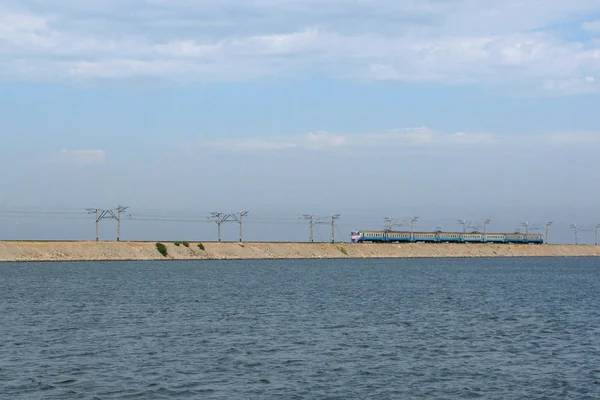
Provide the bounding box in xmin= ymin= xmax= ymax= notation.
xmin=174 ymin=241 xmax=181 ymax=246
xmin=197 ymin=243 xmax=205 ymax=251
xmin=156 ymin=242 xmax=168 ymax=257
xmin=338 ymin=246 xmax=348 ymax=255
xmin=182 ymin=241 xmax=190 ymax=248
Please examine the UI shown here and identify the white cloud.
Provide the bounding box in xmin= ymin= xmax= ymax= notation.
xmin=57 ymin=149 xmax=106 ymax=164
xmin=582 ymin=20 xmax=600 ymax=32
xmin=193 ymin=127 xmax=600 ymax=155
xmin=305 ymin=131 xmax=346 ymax=148
xmin=1 ymin=1 xmax=600 ymax=93
xmin=548 ymin=132 xmax=600 ymax=145
xmin=451 ymin=132 xmax=496 ymax=145
xmin=200 ymin=138 xmax=298 ymax=151
xmin=195 ymin=127 xmax=497 ymax=154
xmin=196 ymin=132 xmax=346 ymax=152
xmin=542 ymin=75 xmax=598 ymax=95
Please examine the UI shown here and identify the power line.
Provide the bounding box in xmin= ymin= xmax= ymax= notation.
xmin=127 ymin=216 xmax=213 ymax=223
xmin=0 ymin=210 xmax=87 ymax=216
xmin=383 ymin=217 xmax=405 ymax=231
xmin=0 ymin=214 xmax=89 ymax=221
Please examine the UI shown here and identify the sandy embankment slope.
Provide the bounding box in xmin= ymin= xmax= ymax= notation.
xmin=1 ymin=241 xmax=600 ymax=262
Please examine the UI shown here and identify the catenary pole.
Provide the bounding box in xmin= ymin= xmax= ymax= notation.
xmin=483 ymin=219 xmax=491 ymax=235
xmin=570 ymin=224 xmax=579 ymax=244
xmin=94 ymin=209 xmax=98 ymax=241
xmin=211 ymin=212 xmax=223 ymax=242
xmin=545 ymin=221 xmax=553 ymax=244
xmin=239 ymin=211 xmax=249 ymax=242
xmin=116 ymin=206 xmax=128 ymax=242
xmin=303 ymin=215 xmax=314 ymax=242
xmin=410 ymin=216 xmax=420 ymax=241
xmin=87 ymin=208 xmax=102 ymax=241
xmin=521 ymin=221 xmax=529 ymax=235
xmin=384 ymin=217 xmax=393 ymax=231
xmin=330 ymin=214 xmax=341 ymax=243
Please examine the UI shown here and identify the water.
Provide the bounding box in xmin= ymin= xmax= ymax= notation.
xmin=1 ymin=258 xmax=600 ymax=399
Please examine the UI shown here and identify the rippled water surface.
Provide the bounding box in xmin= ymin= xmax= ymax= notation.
xmin=1 ymin=258 xmax=600 ymax=399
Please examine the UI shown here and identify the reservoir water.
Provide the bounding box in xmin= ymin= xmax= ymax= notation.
xmin=1 ymin=258 xmax=599 ymax=399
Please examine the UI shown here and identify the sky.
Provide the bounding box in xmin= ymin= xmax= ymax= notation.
xmin=1 ymin=0 xmax=600 ymax=243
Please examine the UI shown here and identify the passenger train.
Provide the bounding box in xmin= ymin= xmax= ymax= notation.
xmin=350 ymin=230 xmax=544 ymax=244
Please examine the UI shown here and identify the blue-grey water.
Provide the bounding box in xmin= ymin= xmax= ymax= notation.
xmin=1 ymin=258 xmax=600 ymax=399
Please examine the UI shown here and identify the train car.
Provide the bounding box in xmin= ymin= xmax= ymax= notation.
xmin=413 ymin=232 xmax=437 ymax=242
xmin=525 ymin=234 xmax=544 ymax=244
xmin=437 ymin=232 xmax=462 ymax=243
xmin=505 ymin=233 xmax=526 ymax=243
xmin=358 ymin=230 xmax=386 ymax=243
xmin=483 ymin=234 xmax=505 ymax=243
xmin=386 ymin=231 xmax=411 ymax=243
xmin=462 ymin=233 xmax=484 ymax=243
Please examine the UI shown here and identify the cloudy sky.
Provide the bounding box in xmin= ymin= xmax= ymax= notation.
xmin=1 ymin=0 xmax=600 ymax=243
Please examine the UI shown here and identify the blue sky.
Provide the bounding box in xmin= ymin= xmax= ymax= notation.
xmin=1 ymin=0 xmax=600 ymax=243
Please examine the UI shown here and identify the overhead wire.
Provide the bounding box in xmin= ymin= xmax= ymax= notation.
xmin=0 ymin=206 xmax=590 ymax=242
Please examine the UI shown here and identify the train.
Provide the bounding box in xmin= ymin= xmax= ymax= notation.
xmin=350 ymin=230 xmax=544 ymax=244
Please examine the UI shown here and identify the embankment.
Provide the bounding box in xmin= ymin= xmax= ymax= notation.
xmin=1 ymin=241 xmax=600 ymax=262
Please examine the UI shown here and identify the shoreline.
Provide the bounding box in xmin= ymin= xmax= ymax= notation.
xmin=1 ymin=241 xmax=600 ymax=262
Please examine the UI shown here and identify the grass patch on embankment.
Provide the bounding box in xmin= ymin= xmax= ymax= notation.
xmin=155 ymin=242 xmax=168 ymax=257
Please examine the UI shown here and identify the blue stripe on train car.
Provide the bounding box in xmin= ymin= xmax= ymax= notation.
xmin=412 ymin=236 xmax=436 ymax=242
xmin=437 ymin=236 xmax=462 ymax=242
xmin=391 ymin=238 xmax=411 ymax=243
xmin=364 ymin=236 xmax=385 ymax=242
xmin=462 ymin=237 xmax=484 ymax=243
